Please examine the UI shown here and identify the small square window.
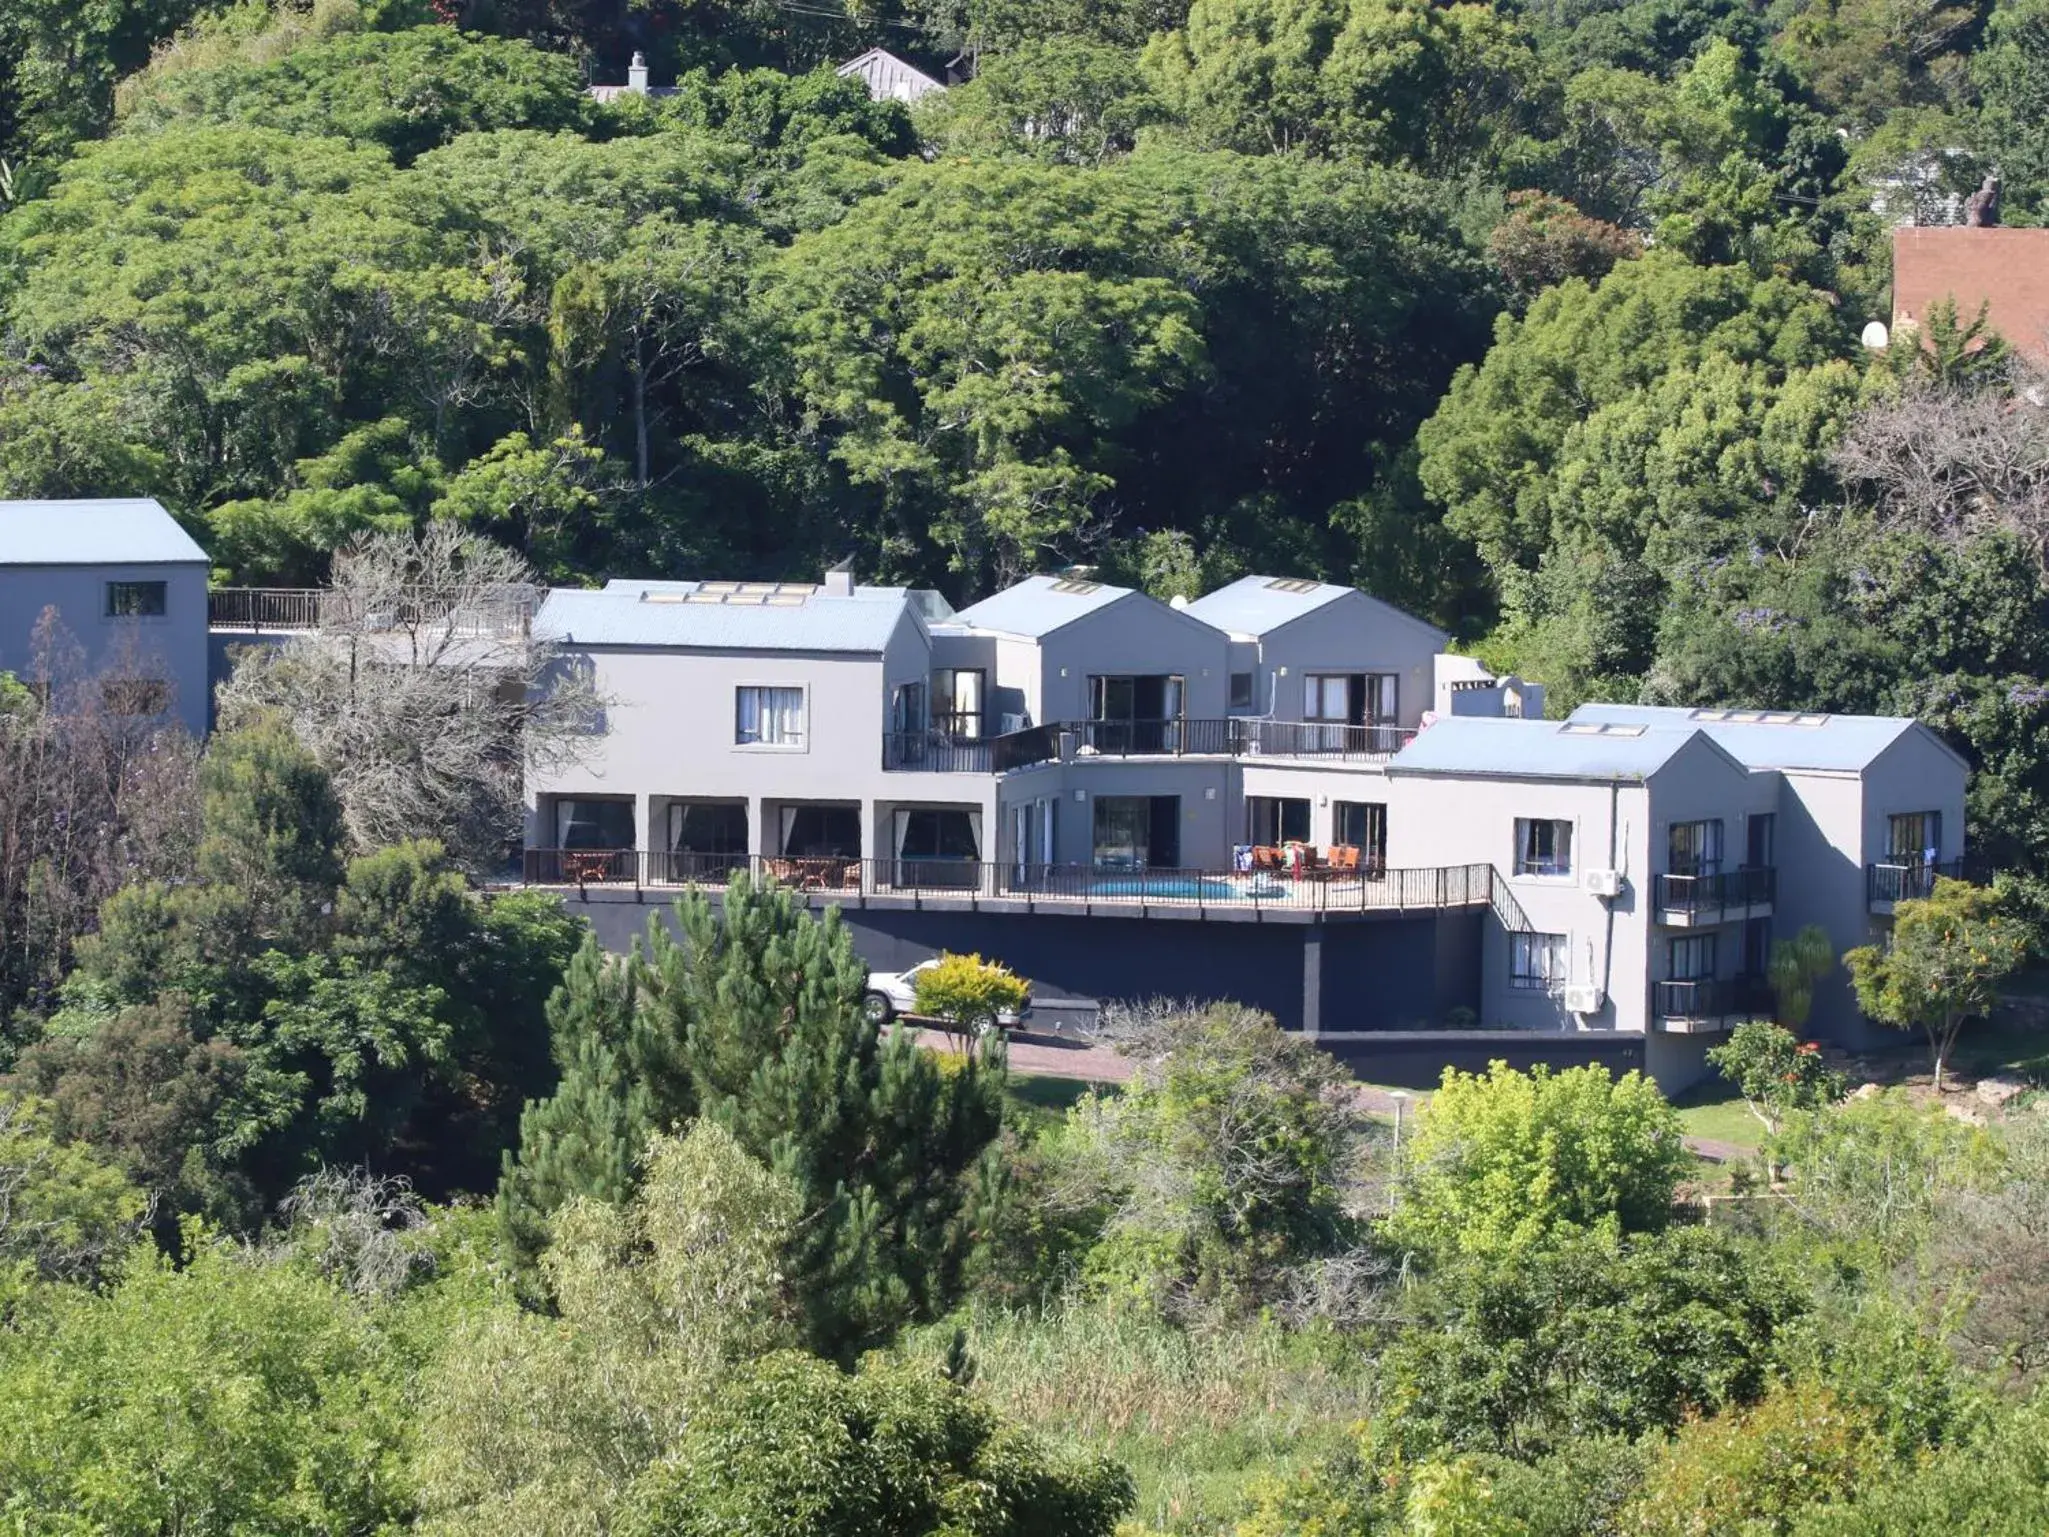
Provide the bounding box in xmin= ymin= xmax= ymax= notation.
xmin=1514 ymin=818 xmax=1573 ymax=877
xmin=106 ymin=581 xmax=167 ymax=618
xmin=1511 ymin=932 xmax=1568 ymax=991
xmin=735 ymin=685 xmax=806 ymax=747
xmin=1228 ymin=672 xmax=1254 ymax=710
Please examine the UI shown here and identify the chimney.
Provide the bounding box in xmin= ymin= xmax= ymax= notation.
xmin=823 ymin=560 xmax=855 ymax=597
xmin=627 ymin=51 xmax=650 ymax=93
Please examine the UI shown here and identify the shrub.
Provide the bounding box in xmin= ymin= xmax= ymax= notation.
xmin=912 ymin=952 xmax=1030 ymax=1039
xmin=1387 ymin=1061 xmax=1689 ymax=1261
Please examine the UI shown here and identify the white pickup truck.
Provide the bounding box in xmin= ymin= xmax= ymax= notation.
xmin=861 ymin=957 xmax=1032 ymax=1036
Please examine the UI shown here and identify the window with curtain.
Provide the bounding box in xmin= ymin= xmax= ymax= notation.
xmin=932 ymin=669 xmax=985 ymax=738
xmin=1668 ymin=933 xmax=1717 ymax=981
xmin=1514 ymin=818 xmax=1573 ymax=876
xmin=555 ymin=798 xmax=634 ymax=849
xmin=1667 ymin=819 xmax=1724 ymax=876
xmin=1510 ymin=932 xmax=1568 ymax=991
xmin=1304 ymin=674 xmax=1349 ymax=721
xmin=1888 ymin=811 xmax=1941 ymax=863
xmin=735 ymin=686 xmax=805 ymax=746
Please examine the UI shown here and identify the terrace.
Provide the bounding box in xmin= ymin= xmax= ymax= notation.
xmin=518 ymin=850 xmax=1514 ymax=924
xmin=1866 ymin=858 xmax=1967 ymax=914
xmin=879 ymin=716 xmax=1417 ymax=775
xmin=1654 ymin=866 xmax=1777 ymax=926
xmin=1651 ymin=976 xmax=1775 ymax=1033
xmin=208 ymin=586 xmax=538 ymax=637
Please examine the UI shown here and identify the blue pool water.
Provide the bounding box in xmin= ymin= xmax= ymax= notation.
xmin=1086 ymin=875 xmax=1286 ymax=900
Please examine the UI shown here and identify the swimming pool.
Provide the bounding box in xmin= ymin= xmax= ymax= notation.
xmin=1086 ymin=874 xmax=1290 ymax=900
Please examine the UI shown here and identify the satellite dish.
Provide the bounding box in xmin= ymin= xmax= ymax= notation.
xmin=1861 ymin=320 xmax=1891 ymax=349
xmin=1169 ymin=593 xmax=1190 ymax=609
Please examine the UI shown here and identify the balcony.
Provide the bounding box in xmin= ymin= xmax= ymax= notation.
xmin=208 ymin=585 xmax=537 ymax=636
xmin=881 ymin=716 xmax=1418 ymax=773
xmin=519 ymin=849 xmax=1504 ymax=918
xmin=1867 ymin=859 xmax=1966 ymax=914
xmin=1654 ymin=866 xmax=1776 ymax=926
xmin=1653 ymin=976 xmax=1774 ymax=1034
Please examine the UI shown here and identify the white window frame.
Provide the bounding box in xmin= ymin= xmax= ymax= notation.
xmin=734 ymin=683 xmax=808 ymax=751
xmin=1513 ymin=817 xmax=1574 ymax=878
xmin=1510 ymin=932 xmax=1569 ymax=992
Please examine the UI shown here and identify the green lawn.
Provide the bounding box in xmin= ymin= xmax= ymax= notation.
xmin=1004 ymin=1074 xmax=1105 ymax=1126
xmin=1670 ymin=1083 xmax=1767 ymax=1150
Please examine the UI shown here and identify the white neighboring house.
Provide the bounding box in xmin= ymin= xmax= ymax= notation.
xmin=0 ymin=498 xmax=211 ymax=737
xmin=835 ymin=47 xmax=948 ymax=104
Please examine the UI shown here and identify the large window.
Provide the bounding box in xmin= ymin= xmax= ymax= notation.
xmin=1888 ymin=811 xmax=1941 ymax=864
xmin=105 ymin=580 xmax=166 ymax=618
xmin=1246 ymin=796 xmax=1311 ymax=847
xmin=931 ymin=669 xmax=986 ymax=738
xmin=1514 ymin=818 xmax=1573 ymax=877
xmin=1334 ymin=801 xmax=1387 ymax=862
xmin=667 ymin=802 xmax=748 ymax=874
xmin=891 ymin=680 xmax=927 ymax=735
xmin=1668 ymin=933 xmax=1718 ymax=981
xmin=1093 ymin=795 xmax=1180 ymax=869
xmin=780 ymin=805 xmax=859 ymax=858
xmin=1510 ymin=932 xmax=1568 ymax=991
xmin=1668 ymin=819 xmax=1724 ymax=876
xmin=735 ymin=685 xmax=805 ymax=747
xmin=1228 ymin=671 xmax=1255 ymax=710
xmin=555 ymin=797 xmax=634 ymax=850
xmin=1304 ymin=673 xmax=1399 ymax=724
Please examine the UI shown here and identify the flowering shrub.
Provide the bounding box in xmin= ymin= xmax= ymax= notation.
xmin=1707 ymin=1020 xmax=1846 ymax=1136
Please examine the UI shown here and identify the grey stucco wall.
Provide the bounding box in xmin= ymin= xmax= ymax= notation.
xmin=1251 ymin=594 xmax=1445 ymax=730
xmin=0 ymin=561 xmax=210 ymax=737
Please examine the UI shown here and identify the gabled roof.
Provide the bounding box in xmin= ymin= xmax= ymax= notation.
xmin=952 ymin=575 xmax=1137 ymax=639
xmin=1565 ymin=703 xmax=1943 ymax=773
xmin=0 ymin=498 xmax=209 ymax=566
xmin=1892 ymin=226 xmax=2049 ymax=365
xmin=1389 ymin=716 xmax=1734 ymax=782
xmin=835 ymin=47 xmax=947 ymax=103
xmin=1183 ymin=574 xmax=1448 ymax=644
xmin=537 ymin=585 xmax=913 ymax=654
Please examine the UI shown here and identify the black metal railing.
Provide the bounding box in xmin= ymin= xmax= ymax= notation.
xmin=882 ymin=732 xmax=996 ymax=773
xmin=209 ymin=585 xmax=538 ymax=636
xmin=1866 ymin=859 xmax=1966 ymax=907
xmin=1655 ymin=866 xmax=1776 ymax=919
xmin=518 ymin=849 xmax=1505 ymax=915
xmin=1654 ymin=976 xmax=1774 ymax=1023
xmin=883 ymin=716 xmax=1418 ymax=773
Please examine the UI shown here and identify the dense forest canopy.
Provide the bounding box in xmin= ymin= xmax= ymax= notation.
xmin=6 ymin=0 xmax=2049 ymax=863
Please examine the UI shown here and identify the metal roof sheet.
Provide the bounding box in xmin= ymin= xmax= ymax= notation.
xmin=952 ymin=575 xmax=1135 ymax=638
xmin=0 ymin=499 xmax=209 ymax=566
xmin=834 ymin=47 xmax=948 ymax=102
xmin=1182 ymin=574 xmax=1450 ymax=643
xmin=536 ymin=586 xmax=909 ymax=653
xmin=1566 ymin=702 xmax=1922 ymax=772
xmin=1389 ymin=716 xmax=1705 ymax=781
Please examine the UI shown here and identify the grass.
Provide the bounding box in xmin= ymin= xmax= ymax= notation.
xmin=1671 ymin=1083 xmax=1768 ymax=1152
xmin=1005 ymin=1073 xmax=1106 ymax=1126
xmin=903 ymin=1299 xmax=1373 ymax=1535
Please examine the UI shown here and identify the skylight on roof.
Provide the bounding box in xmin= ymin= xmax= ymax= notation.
xmin=1691 ymin=708 xmax=1829 ymax=727
xmin=662 ymin=583 xmax=817 ymax=606
xmin=1048 ymin=578 xmax=1101 ymax=595
xmin=1560 ymin=722 xmax=1648 ymax=737
xmin=1263 ymin=577 xmax=1321 ymax=594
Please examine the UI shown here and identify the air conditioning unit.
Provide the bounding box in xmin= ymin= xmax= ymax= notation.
xmin=1583 ymin=869 xmax=1624 ymax=898
xmin=1562 ymin=984 xmax=1605 ymax=1015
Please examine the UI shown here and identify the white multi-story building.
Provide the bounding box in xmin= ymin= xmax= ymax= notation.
xmin=524 ymin=568 xmax=1969 ymax=1088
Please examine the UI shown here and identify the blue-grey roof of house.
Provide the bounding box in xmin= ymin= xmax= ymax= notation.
xmin=1183 ymin=575 xmax=1448 ymax=643
xmin=0 ymin=498 xmax=208 ymax=566
xmin=536 ymin=586 xmax=912 ymax=653
xmin=1389 ymin=716 xmax=1718 ymax=781
xmin=1567 ymin=703 xmax=1929 ymax=772
xmin=953 ymin=575 xmax=1136 ymax=638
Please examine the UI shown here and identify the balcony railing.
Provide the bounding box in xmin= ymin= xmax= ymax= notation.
xmin=1867 ymin=859 xmax=1966 ymax=909
xmin=883 ymin=716 xmax=1418 ymax=773
xmin=1654 ymin=976 xmax=1774 ymax=1025
xmin=209 ymin=585 xmax=538 ymax=636
xmin=1655 ymin=866 xmax=1776 ymax=922
xmin=519 ymin=850 xmax=1504 ymax=916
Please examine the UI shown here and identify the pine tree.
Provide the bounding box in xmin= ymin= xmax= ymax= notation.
xmin=495 ymin=934 xmax=672 ymax=1268
xmin=496 ymin=876 xmax=1007 ymax=1359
